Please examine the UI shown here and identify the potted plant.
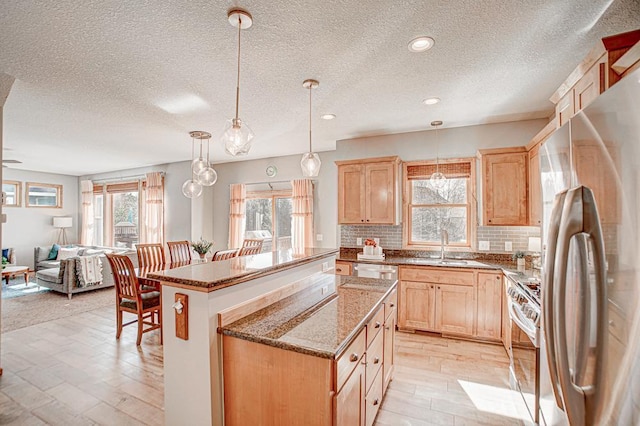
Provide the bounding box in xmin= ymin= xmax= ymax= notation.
xmin=191 ymin=238 xmax=213 ymax=260
xmin=513 ymin=251 xmax=526 ymax=272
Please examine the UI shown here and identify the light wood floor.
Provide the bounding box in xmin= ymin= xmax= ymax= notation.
xmin=1 ymin=306 xmax=530 ymax=425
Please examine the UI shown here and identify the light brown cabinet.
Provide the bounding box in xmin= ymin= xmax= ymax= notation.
xmin=399 ymin=266 xmax=503 ymax=343
xmin=335 ymin=261 xmax=353 ymax=276
xmin=476 ymin=272 xmax=503 ymax=340
xmin=479 ymin=148 xmax=528 ymax=226
xmin=528 ymin=144 xmax=542 ymax=226
xmin=336 ymin=156 xmax=400 ymax=225
xmin=335 ymin=355 xmax=366 ymax=426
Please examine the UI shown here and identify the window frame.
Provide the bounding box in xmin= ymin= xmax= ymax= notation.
xmin=402 ymin=157 xmax=477 ymax=250
xmin=92 ymin=180 xmax=144 ymax=247
xmin=25 ymin=182 xmax=63 ymax=208
xmin=245 ymin=189 xmax=293 ymax=252
xmin=2 ymin=180 xmax=22 ymax=207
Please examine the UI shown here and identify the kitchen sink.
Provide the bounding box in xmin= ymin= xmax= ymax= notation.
xmin=402 ymin=258 xmax=468 ymax=266
xmin=438 ymin=259 xmax=468 ymax=265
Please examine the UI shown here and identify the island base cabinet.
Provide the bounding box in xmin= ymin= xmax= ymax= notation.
xmin=335 ymin=360 xmax=366 ymax=426
xmin=365 ymin=368 xmax=383 ymax=426
xmin=383 ymin=312 xmax=396 ymax=390
xmin=223 ymin=335 xmax=333 ymax=426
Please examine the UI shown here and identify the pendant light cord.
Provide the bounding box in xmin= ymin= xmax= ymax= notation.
xmin=235 ymin=16 xmax=242 ymax=121
xmin=191 ymin=137 xmax=196 ymax=178
xmin=435 ymin=123 xmax=440 ymax=173
xmin=309 ymin=86 xmax=313 ymax=152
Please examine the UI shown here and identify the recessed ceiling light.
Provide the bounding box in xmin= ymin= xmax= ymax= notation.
xmin=321 ymin=114 xmax=336 ymax=120
xmin=423 ymin=97 xmax=441 ymax=105
xmin=408 ymin=36 xmax=435 ymax=52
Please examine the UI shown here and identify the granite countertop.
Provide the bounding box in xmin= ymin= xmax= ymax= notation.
xmin=147 ymin=247 xmax=338 ymax=291
xmin=220 ymin=274 xmax=397 ymax=359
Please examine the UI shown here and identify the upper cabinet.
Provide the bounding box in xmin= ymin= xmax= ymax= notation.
xmin=336 ymin=156 xmax=401 ymax=225
xmin=526 ymin=119 xmax=557 ymax=226
xmin=478 ymin=147 xmax=528 ymax=226
xmin=551 ymin=29 xmax=640 ymax=126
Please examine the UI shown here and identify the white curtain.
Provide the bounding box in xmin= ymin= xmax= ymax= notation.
xmin=142 ymin=172 xmax=164 ymax=244
xmin=291 ymin=179 xmax=314 ymax=255
xmin=80 ymin=180 xmax=94 ymax=245
xmin=228 ymin=183 xmax=246 ymax=249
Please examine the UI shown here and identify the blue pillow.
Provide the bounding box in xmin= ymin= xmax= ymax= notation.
xmin=48 ymin=244 xmax=60 ymax=260
xmin=1 ymin=249 xmax=8 ymax=260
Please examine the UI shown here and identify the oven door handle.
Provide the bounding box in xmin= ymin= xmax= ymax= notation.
xmin=553 ymin=186 xmax=607 ymax=426
xmin=508 ymin=299 xmax=537 ymax=343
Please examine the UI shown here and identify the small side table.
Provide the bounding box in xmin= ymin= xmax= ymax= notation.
xmin=2 ymin=265 xmax=30 ymax=285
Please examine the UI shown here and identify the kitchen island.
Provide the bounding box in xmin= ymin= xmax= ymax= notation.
xmin=220 ymin=274 xmax=397 ymax=426
xmin=147 ymin=248 xmax=339 ymax=426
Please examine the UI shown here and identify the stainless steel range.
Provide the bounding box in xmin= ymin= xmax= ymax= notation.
xmin=505 ymin=274 xmax=541 ymax=424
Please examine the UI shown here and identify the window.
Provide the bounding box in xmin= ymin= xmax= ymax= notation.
xmin=404 ymin=159 xmax=476 ymax=249
xmin=93 ymin=181 xmax=142 ymax=248
xmin=245 ymin=189 xmax=292 ymax=252
xmin=26 ymin=182 xmax=62 ymax=208
xmin=2 ymin=181 xmax=21 ymax=207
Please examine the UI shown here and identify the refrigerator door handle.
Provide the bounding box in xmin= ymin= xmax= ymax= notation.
xmin=543 ymin=190 xmax=568 ymax=410
xmin=553 ymin=186 xmax=608 ymax=426
xmin=573 ymin=234 xmax=591 ymax=386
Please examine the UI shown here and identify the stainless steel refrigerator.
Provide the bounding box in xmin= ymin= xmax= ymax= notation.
xmin=539 ymin=68 xmax=640 ymax=425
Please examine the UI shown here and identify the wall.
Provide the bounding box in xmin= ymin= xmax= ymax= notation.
xmin=2 ymin=168 xmax=79 ymax=269
xmin=201 ymin=119 xmax=547 ymax=254
xmin=80 ymin=161 xmax=193 ymax=245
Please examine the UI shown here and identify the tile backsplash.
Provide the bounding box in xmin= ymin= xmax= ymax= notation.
xmin=340 ymin=224 xmax=541 ymax=253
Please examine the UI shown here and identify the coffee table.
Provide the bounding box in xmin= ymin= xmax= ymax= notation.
xmin=2 ymin=265 xmax=31 ymax=285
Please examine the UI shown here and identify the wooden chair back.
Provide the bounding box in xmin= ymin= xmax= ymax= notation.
xmin=242 ymin=239 xmax=263 ymax=249
xmin=107 ymin=253 xmax=140 ymax=301
xmin=212 ymin=249 xmax=239 ymax=261
xmin=167 ymin=240 xmax=191 ymax=263
xmin=238 ymin=245 xmax=262 ymax=256
xmin=136 ymin=243 xmax=166 ymax=268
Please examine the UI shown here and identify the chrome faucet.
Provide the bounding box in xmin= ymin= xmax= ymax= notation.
xmin=440 ymin=229 xmax=449 ymax=260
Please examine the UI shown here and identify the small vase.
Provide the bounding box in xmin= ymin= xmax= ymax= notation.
xmin=517 ymin=258 xmax=525 ymax=272
xmin=198 ymin=253 xmax=207 ymax=261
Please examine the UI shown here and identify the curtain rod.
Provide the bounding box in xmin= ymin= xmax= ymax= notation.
xmin=243 ymin=178 xmax=315 ymax=186
xmin=90 ymin=171 xmax=165 ymax=184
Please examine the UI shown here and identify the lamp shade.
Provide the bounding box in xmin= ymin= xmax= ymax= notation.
xmin=53 ymin=217 xmax=73 ymax=228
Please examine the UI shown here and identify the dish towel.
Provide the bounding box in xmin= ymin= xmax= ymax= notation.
xmin=76 ymin=255 xmax=103 ymax=288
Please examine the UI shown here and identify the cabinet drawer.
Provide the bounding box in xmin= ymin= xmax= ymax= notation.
xmin=384 ymin=288 xmax=397 ymax=319
xmin=365 ymin=367 xmax=383 ymax=426
xmin=365 ymin=328 xmax=384 ymax=393
xmin=336 ymin=329 xmax=366 ymax=393
xmin=399 ymin=267 xmax=474 ymax=286
xmin=335 ymin=261 xmax=352 ymax=276
xmin=366 ymin=307 xmax=385 ymax=347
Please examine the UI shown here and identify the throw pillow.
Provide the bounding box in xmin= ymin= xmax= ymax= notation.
xmin=57 ymin=247 xmax=80 ymax=261
xmin=2 ymin=248 xmax=8 ymax=260
xmin=48 ymin=244 xmax=61 ymax=260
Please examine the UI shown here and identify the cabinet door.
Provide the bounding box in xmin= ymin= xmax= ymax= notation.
xmin=528 ymin=144 xmax=542 ymax=226
xmin=556 ymin=90 xmax=574 ymax=128
xmin=383 ymin=313 xmax=395 ymax=392
xmin=335 ymin=361 xmax=365 ymax=426
xmin=338 ymin=164 xmax=366 ymax=224
xmin=483 ymin=151 xmax=528 ymax=225
xmin=435 ymin=284 xmax=475 ymax=336
xmin=364 ymin=162 xmax=395 ymax=224
xmin=398 ymin=281 xmax=435 ymax=331
xmin=501 ymin=279 xmax=511 ymax=356
xmin=476 ymin=272 xmax=503 ymax=340
xmin=574 ymin=61 xmax=605 ymax=113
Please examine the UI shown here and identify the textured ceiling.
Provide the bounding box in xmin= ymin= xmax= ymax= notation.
xmin=1 ymin=0 xmax=639 ymax=175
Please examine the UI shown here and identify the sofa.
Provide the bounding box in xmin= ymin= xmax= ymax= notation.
xmin=34 ymin=245 xmax=138 ymax=299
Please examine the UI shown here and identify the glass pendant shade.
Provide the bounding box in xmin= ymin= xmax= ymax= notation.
xmin=430 ymin=171 xmax=447 ymax=188
xmin=197 ymin=166 xmax=218 ymax=186
xmin=301 ymin=152 xmax=322 ymax=177
xmin=222 ymin=118 xmax=254 ymax=156
xmin=192 ymin=157 xmax=209 ymax=175
xmin=182 ymin=179 xmax=203 ymax=198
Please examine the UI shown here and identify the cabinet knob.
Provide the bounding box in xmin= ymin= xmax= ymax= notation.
xmin=430 ymin=285 xmax=434 ymax=289
xmin=390 ymin=303 xmax=395 ymax=308
xmin=336 ymin=268 xmax=342 ymax=272
xmin=496 ymin=276 xmax=501 ymax=280
xmin=373 ymin=399 xmax=379 ymax=406
xmin=374 ymin=322 xmax=381 ymax=329
xmin=366 ymin=219 xmax=370 ymax=222
xmin=349 ymin=353 xmax=359 ymax=362
xmin=361 ymin=219 xmax=365 ymax=222
xmin=385 ymin=325 xmax=390 ymax=330
xmin=373 ymin=357 xmax=380 ymax=364
xmin=488 ymin=219 xmax=492 ymax=223
xmin=437 ymin=286 xmax=441 ymax=290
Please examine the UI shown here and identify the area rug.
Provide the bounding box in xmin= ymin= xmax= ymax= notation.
xmin=1 ymin=287 xmax=114 ymax=333
xmin=1 ymin=279 xmax=50 ymax=299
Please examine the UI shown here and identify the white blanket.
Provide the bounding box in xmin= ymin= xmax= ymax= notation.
xmin=76 ymin=255 xmax=103 ymax=287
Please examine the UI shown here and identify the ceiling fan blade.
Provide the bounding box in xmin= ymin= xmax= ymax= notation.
xmin=2 ymin=159 xmax=21 ymax=164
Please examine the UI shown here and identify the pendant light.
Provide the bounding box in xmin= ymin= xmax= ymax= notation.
xmin=300 ymin=79 xmax=321 ymax=177
xmin=222 ymin=9 xmax=254 ymax=157
xmin=182 ymin=131 xmax=209 ymax=198
xmin=430 ymin=120 xmax=447 ymax=188
xmin=196 ymin=132 xmax=218 ymax=186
